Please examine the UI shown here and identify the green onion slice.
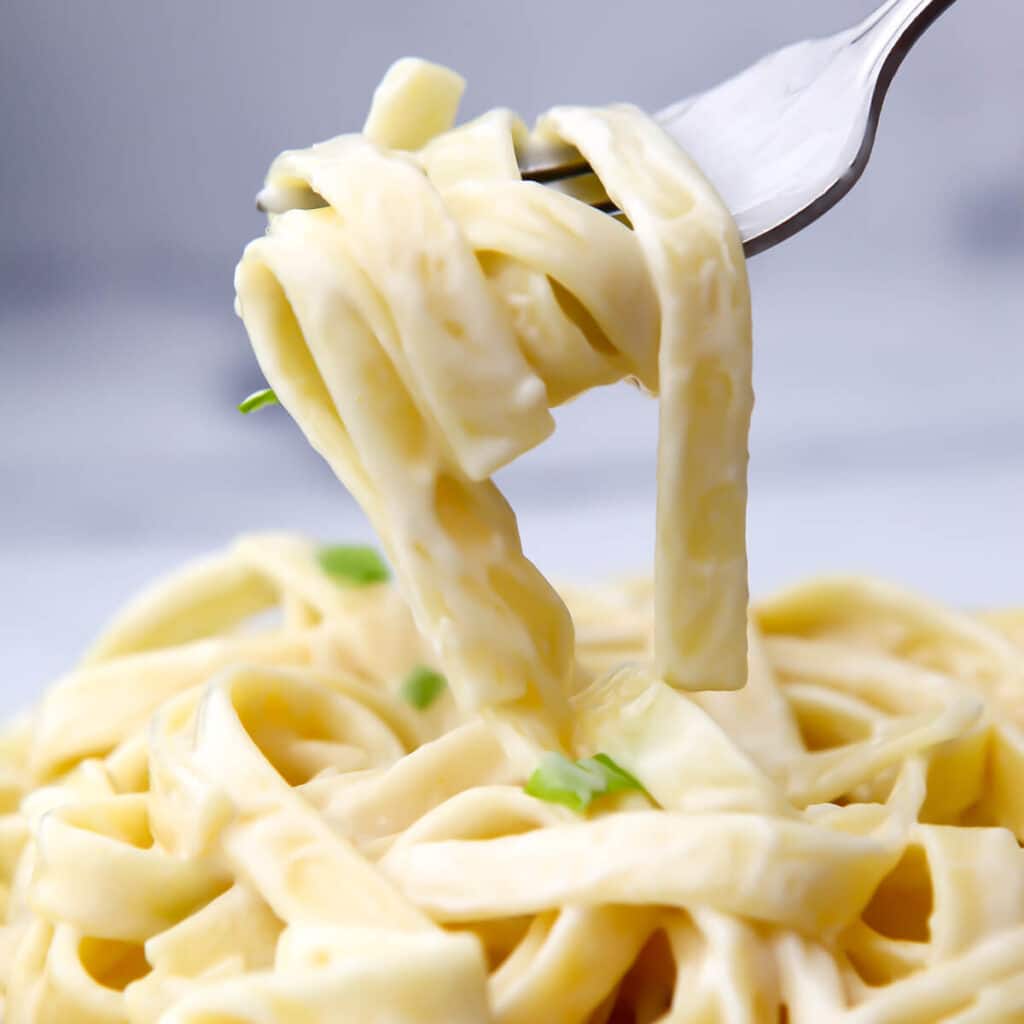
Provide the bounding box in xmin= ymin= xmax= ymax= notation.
xmin=400 ymin=666 xmax=447 ymax=709
xmin=238 ymin=388 xmax=278 ymax=413
xmin=316 ymin=544 xmax=391 ymax=586
xmin=524 ymin=751 xmax=647 ymax=813
xmin=582 ymin=753 xmax=647 ymax=795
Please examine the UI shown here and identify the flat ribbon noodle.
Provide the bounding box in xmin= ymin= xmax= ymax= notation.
xmin=1 ymin=58 xmax=1021 ymax=1024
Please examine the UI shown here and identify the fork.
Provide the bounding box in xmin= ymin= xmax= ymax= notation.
xmin=257 ymin=0 xmax=958 ymax=257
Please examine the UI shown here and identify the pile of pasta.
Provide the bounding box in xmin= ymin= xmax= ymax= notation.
xmin=4 ymin=59 xmax=1024 ymax=1022
xmin=2 ymin=536 xmax=1024 ymax=1022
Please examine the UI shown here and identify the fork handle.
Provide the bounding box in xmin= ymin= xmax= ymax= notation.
xmin=858 ymin=0 xmax=960 ymax=92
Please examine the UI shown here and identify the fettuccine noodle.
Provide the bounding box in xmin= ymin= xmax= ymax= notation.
xmin=2 ymin=59 xmax=1023 ymax=1023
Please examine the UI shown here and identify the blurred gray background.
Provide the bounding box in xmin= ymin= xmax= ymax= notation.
xmin=2 ymin=0 xmax=1022 ymax=711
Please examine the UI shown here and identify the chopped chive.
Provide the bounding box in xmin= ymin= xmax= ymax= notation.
xmin=316 ymin=544 xmax=390 ymax=586
xmin=400 ymin=665 xmax=447 ymax=710
xmin=585 ymin=753 xmax=648 ymax=796
xmin=525 ymin=753 xmax=602 ymax=813
xmin=238 ymin=388 xmax=278 ymax=414
xmin=524 ymin=751 xmax=647 ymax=814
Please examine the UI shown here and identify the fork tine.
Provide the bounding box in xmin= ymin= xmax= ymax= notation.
xmin=547 ymin=171 xmax=628 ymax=222
xmin=544 ymin=170 xmax=603 ymax=201
xmin=256 ymin=183 xmax=328 ymax=214
xmin=255 ymin=144 xmax=607 ymax=213
xmin=516 ymin=141 xmax=590 ymax=182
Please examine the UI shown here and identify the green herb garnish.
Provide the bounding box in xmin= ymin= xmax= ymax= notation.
xmin=316 ymin=544 xmax=390 ymax=586
xmin=238 ymin=388 xmax=278 ymax=413
xmin=524 ymin=751 xmax=647 ymax=813
xmin=400 ymin=666 xmax=447 ymax=710
xmin=585 ymin=753 xmax=647 ymax=795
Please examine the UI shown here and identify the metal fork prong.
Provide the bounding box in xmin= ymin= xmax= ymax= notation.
xmin=543 ymin=171 xmax=628 ymax=220
xmin=544 ymin=171 xmax=610 ymax=207
xmin=516 ymin=141 xmax=590 ymax=183
xmin=255 ymin=183 xmax=328 ymax=214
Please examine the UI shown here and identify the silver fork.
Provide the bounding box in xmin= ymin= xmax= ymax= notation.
xmin=257 ymin=0 xmax=958 ymax=257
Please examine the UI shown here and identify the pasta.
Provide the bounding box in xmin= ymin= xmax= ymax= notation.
xmin=2 ymin=57 xmax=1022 ymax=1023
